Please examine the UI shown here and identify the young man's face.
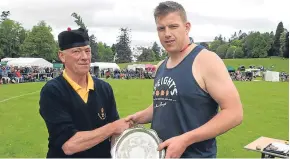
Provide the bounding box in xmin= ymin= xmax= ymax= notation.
xmin=58 ymin=45 xmax=91 ymax=75
xmin=156 ymin=11 xmax=190 ymax=54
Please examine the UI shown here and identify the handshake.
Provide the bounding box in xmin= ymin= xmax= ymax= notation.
xmin=110 ymin=113 xmax=139 ymax=135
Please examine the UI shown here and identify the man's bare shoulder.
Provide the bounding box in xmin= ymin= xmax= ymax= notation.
xmin=195 ymin=49 xmax=225 ymax=73
xmin=197 ymin=49 xmax=221 ymax=62
xmin=157 ymin=60 xmax=165 ymax=67
xmin=156 ymin=60 xmax=165 ymax=70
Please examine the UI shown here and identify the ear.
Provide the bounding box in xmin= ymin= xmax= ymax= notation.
xmin=58 ymin=51 xmax=65 ymax=63
xmin=185 ymin=22 xmax=191 ymax=35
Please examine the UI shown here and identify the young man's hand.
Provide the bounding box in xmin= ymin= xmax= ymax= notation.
xmin=111 ymin=119 xmax=134 ymax=135
xmin=157 ymin=135 xmax=189 ymax=158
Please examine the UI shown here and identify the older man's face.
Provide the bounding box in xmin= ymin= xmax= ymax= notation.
xmin=59 ymin=45 xmax=91 ymax=75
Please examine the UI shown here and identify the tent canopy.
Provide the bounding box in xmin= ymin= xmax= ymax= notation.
xmin=127 ymin=64 xmax=145 ymax=70
xmin=90 ymin=62 xmax=120 ymax=70
xmin=1 ymin=58 xmax=17 ymax=62
xmin=264 ymin=71 xmax=280 ymax=82
xmin=145 ymin=64 xmax=156 ymax=71
xmin=145 ymin=64 xmax=154 ymax=68
xmin=7 ymin=58 xmax=53 ymax=67
xmin=0 ymin=61 xmax=7 ymax=66
xmin=227 ymin=66 xmax=236 ymax=72
xmin=53 ymin=63 xmax=63 ymax=68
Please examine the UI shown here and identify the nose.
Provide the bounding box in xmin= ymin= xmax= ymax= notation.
xmin=80 ymin=51 xmax=90 ymax=61
xmin=164 ymin=28 xmax=172 ymax=39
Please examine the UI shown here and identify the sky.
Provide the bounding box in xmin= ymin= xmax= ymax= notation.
xmin=1 ymin=0 xmax=289 ymax=48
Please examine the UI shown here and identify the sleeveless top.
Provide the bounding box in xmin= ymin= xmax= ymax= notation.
xmin=151 ymin=45 xmax=219 ymax=158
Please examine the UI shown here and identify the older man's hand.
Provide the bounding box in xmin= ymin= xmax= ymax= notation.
xmin=111 ymin=119 xmax=134 ymax=135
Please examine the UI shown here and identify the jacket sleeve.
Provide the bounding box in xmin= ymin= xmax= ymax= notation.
xmin=39 ymin=83 xmax=78 ymax=150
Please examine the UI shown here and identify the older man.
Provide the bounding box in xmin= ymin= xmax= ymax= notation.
xmin=39 ymin=28 xmax=131 ymax=158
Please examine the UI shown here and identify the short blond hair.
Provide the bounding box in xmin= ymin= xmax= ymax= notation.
xmin=154 ymin=1 xmax=187 ymax=22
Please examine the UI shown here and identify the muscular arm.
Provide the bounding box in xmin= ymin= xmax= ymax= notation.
xmin=127 ymin=60 xmax=164 ymax=124
xmin=182 ymin=51 xmax=243 ymax=146
xmin=134 ymin=104 xmax=153 ymax=124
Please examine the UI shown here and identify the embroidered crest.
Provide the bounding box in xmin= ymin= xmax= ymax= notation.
xmin=98 ymin=108 xmax=106 ymax=120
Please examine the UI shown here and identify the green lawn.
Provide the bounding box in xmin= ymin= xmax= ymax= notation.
xmin=118 ymin=57 xmax=289 ymax=73
xmin=0 ymin=80 xmax=288 ymax=158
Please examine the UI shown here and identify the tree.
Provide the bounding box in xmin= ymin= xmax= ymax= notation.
xmin=243 ymin=32 xmax=271 ymax=58
xmin=238 ymin=30 xmax=242 ymax=37
xmin=230 ymin=39 xmax=242 ymax=47
xmin=115 ymin=27 xmax=132 ymax=63
xmin=234 ymin=47 xmax=244 ymax=58
xmin=0 ymin=19 xmax=26 ymax=58
xmin=284 ymin=32 xmax=289 ymax=58
xmin=252 ymin=36 xmax=268 ymax=58
xmin=0 ymin=11 xmax=10 ymax=22
xmin=216 ymin=44 xmax=229 ymax=59
xmin=262 ymin=31 xmax=275 ymax=56
xmin=160 ymin=49 xmax=168 ymax=60
xmin=273 ymin=22 xmax=284 ymax=56
xmin=217 ymin=34 xmax=223 ymax=42
xmin=279 ymin=30 xmax=287 ymax=57
xmin=200 ymin=42 xmax=209 ymax=49
xmin=238 ymin=33 xmax=247 ymax=40
xmin=0 ymin=47 xmax=3 ymax=58
xmin=230 ymin=32 xmax=238 ymax=41
xmin=20 ymin=21 xmax=57 ymax=61
xmin=137 ymin=47 xmax=155 ymax=62
xmin=209 ymin=40 xmax=222 ymax=52
xmin=102 ymin=47 xmax=114 ymax=62
xmin=226 ymin=46 xmax=236 ymax=59
xmin=243 ymin=32 xmax=260 ymax=58
xmin=152 ymin=42 xmax=161 ymax=61
xmin=111 ymin=44 xmax=116 ymax=54
xmin=97 ymin=42 xmax=114 ymax=62
xmin=89 ymin=35 xmax=98 ymax=62
xmin=97 ymin=42 xmax=105 ymax=61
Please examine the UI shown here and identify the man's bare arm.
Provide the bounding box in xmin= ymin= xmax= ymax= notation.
xmin=125 ymin=60 xmax=164 ymax=124
xmin=62 ymin=119 xmax=129 ymax=155
xmin=182 ymin=51 xmax=243 ymax=146
xmin=132 ymin=104 xmax=153 ymax=124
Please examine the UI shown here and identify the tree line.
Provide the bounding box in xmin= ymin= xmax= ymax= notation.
xmin=205 ymin=22 xmax=288 ymax=59
xmin=0 ymin=11 xmax=288 ymax=64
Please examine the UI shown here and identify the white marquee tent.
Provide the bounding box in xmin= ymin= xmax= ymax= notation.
xmin=127 ymin=64 xmax=146 ymax=70
xmin=6 ymin=58 xmax=53 ymax=67
xmin=263 ymin=71 xmax=280 ymax=82
xmin=245 ymin=68 xmax=262 ymax=77
xmin=1 ymin=58 xmax=17 ymax=62
xmin=90 ymin=62 xmax=120 ymax=70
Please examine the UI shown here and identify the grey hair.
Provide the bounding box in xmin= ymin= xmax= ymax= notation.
xmin=154 ymin=1 xmax=187 ymax=22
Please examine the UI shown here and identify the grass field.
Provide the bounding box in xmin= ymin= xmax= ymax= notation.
xmin=0 ymin=79 xmax=288 ymax=158
xmin=118 ymin=57 xmax=289 ymax=73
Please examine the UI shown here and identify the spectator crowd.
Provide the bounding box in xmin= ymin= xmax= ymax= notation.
xmin=0 ymin=65 xmax=59 ymax=84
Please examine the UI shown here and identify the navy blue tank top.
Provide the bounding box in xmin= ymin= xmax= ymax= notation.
xmin=151 ymin=45 xmax=219 ymax=158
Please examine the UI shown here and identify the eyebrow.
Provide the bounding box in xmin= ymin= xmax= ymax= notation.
xmin=72 ymin=47 xmax=91 ymax=51
xmin=158 ymin=23 xmax=179 ymax=27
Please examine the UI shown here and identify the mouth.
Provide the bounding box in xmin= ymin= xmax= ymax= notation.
xmin=165 ymin=40 xmax=175 ymax=44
